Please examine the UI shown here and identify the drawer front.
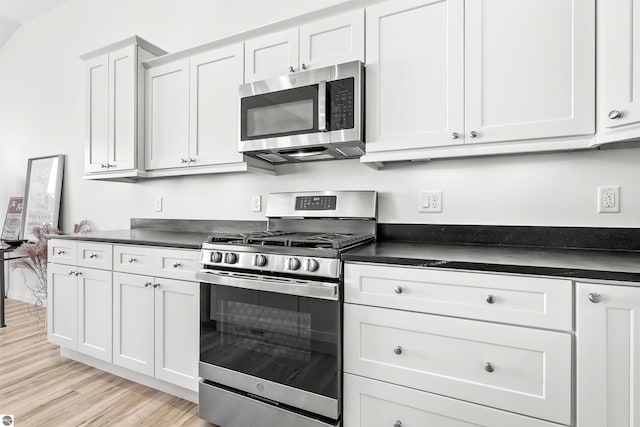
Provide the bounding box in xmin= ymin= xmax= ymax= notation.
xmin=344 ymin=304 xmax=571 ymax=425
xmin=48 ymin=239 xmax=77 ymax=265
xmin=77 ymin=242 xmax=113 ymax=270
xmin=344 ymin=374 xmax=564 ymax=427
xmin=345 ymin=263 xmax=572 ymax=330
xmin=113 ymin=245 xmax=155 ymax=275
xmin=155 ymin=248 xmax=200 ymax=281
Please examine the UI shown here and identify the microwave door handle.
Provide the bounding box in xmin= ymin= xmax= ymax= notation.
xmin=318 ymin=80 xmax=327 ymax=132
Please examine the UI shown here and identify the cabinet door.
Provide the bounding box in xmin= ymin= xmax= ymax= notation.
xmin=84 ymin=54 xmax=109 ymax=173
xmin=145 ymin=58 xmax=190 ymax=170
xmin=577 ymin=283 xmax=640 ymax=427
xmin=77 ymin=267 xmax=112 ymax=362
xmin=244 ymin=28 xmax=299 ymax=82
xmin=154 ymin=278 xmax=199 ymax=390
xmin=598 ymin=0 xmax=640 ymax=137
xmin=465 ymin=0 xmax=595 ymax=144
xmin=299 ymin=9 xmax=364 ymax=70
xmin=108 ymin=45 xmax=137 ymax=171
xmin=365 ymin=0 xmax=464 ymax=153
xmin=112 ymin=272 xmax=154 ymax=376
xmin=47 ymin=263 xmax=78 ymax=349
xmin=189 ymin=44 xmax=245 ymax=166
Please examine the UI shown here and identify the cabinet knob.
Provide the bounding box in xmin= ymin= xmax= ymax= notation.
xmin=451 ymin=132 xmax=460 ymax=140
xmin=394 ymin=285 xmax=403 ymax=295
xmin=486 ymin=294 xmax=496 ymax=304
xmin=188 ymin=158 xmax=195 ymax=164
xmin=153 ymin=283 xmax=160 ymax=288
xmin=301 ymin=63 xmax=307 ymax=70
xmin=144 ymin=282 xmax=152 ymax=287
xmin=180 ymin=158 xmax=188 ymax=164
xmin=289 ymin=66 xmax=295 ymax=73
xmin=608 ymin=110 xmax=623 ymax=120
xmin=393 ymin=346 xmax=403 ymax=355
xmin=89 ymin=253 xmax=97 ymax=259
xmin=101 ymin=163 xmax=107 ymax=168
xmin=484 ymin=362 xmax=495 ymax=373
xmin=588 ymin=292 xmax=602 ymax=303
xmin=470 ymin=131 xmax=478 ymax=138
xmin=57 ymin=250 xmax=65 ymax=255
xmin=394 ymin=421 xmax=402 ymax=427
xmin=75 ymin=271 xmax=82 ymax=276
xmin=128 ymin=257 xmax=136 ymax=263
xmin=68 ymin=270 xmax=75 ymax=276
xmin=172 ymin=262 xmax=182 ymax=269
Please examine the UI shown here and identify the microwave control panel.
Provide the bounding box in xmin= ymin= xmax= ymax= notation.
xmin=327 ymin=78 xmax=355 ymax=131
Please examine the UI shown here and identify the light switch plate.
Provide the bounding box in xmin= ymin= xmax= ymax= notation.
xmin=155 ymin=197 xmax=163 ymax=212
xmin=419 ymin=191 xmax=442 ymax=213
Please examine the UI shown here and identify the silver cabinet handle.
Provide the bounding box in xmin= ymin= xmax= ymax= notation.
xmin=394 ymin=285 xmax=403 ymax=295
xmin=188 ymin=158 xmax=195 ymax=164
xmin=393 ymin=346 xmax=403 ymax=355
xmin=180 ymin=158 xmax=188 ymax=164
xmin=394 ymin=421 xmax=402 ymax=427
xmin=101 ymin=163 xmax=107 ymax=168
xmin=172 ymin=262 xmax=182 ymax=269
xmin=486 ymin=294 xmax=496 ymax=304
xmin=57 ymin=250 xmax=65 ymax=255
xmin=451 ymin=132 xmax=460 ymax=139
xmin=301 ymin=63 xmax=307 ymax=70
xmin=608 ymin=110 xmax=622 ymax=120
xmin=89 ymin=253 xmax=97 ymax=259
xmin=289 ymin=66 xmax=295 ymax=73
xmin=144 ymin=282 xmax=152 ymax=288
xmin=153 ymin=283 xmax=160 ymax=288
xmin=128 ymin=257 xmax=136 ymax=263
xmin=75 ymin=271 xmax=82 ymax=276
xmin=484 ymin=362 xmax=495 ymax=373
xmin=68 ymin=270 xmax=75 ymax=276
xmin=588 ymin=292 xmax=602 ymax=303
xmin=470 ymin=131 xmax=478 ymax=138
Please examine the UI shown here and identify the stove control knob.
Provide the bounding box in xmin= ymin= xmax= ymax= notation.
xmin=288 ymin=257 xmax=301 ymax=271
xmin=306 ymin=259 xmax=320 ymax=272
xmin=253 ymin=254 xmax=268 ymax=267
xmin=225 ymin=253 xmax=238 ymax=264
xmin=211 ymin=252 xmax=223 ymax=263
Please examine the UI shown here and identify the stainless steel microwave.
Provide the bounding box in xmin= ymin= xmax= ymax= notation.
xmin=239 ymin=60 xmax=364 ymax=164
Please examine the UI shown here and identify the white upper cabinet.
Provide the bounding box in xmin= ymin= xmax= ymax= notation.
xmin=363 ymin=0 xmax=595 ymax=164
xmin=597 ymin=0 xmax=640 ymax=143
xmin=245 ymin=9 xmax=364 ymax=82
xmin=82 ymin=37 xmax=167 ymax=179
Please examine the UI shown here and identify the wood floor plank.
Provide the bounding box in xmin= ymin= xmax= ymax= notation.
xmin=0 ymin=298 xmax=216 ymax=427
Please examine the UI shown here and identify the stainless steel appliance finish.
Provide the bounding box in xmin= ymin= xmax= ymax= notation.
xmin=198 ymin=191 xmax=377 ymax=427
xmin=239 ymin=61 xmax=364 ymax=164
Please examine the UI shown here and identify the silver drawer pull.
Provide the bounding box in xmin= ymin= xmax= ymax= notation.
xmin=172 ymin=262 xmax=182 ymax=269
xmin=153 ymin=283 xmax=160 ymax=289
xmin=57 ymin=250 xmax=65 ymax=255
xmin=393 ymin=346 xmax=403 ymax=355
xmin=588 ymin=292 xmax=602 ymax=303
xmin=128 ymin=257 xmax=136 ymax=263
xmin=394 ymin=421 xmax=402 ymax=427
xmin=75 ymin=271 xmax=82 ymax=276
xmin=484 ymin=362 xmax=495 ymax=373
xmin=68 ymin=270 xmax=75 ymax=276
xmin=486 ymin=294 xmax=496 ymax=304
xmin=394 ymin=285 xmax=403 ymax=295
xmin=89 ymin=253 xmax=97 ymax=259
xmin=144 ymin=282 xmax=152 ymax=288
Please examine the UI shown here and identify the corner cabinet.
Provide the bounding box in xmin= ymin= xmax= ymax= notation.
xmin=144 ymin=43 xmax=274 ymax=177
xmin=576 ymin=282 xmax=640 ymax=427
xmin=362 ymin=0 xmax=595 ymax=166
xmin=81 ymin=36 xmax=167 ymax=181
xmin=596 ymin=0 xmax=640 ymax=144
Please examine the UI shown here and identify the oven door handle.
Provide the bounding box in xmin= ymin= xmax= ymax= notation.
xmin=197 ymin=270 xmax=338 ymax=300
xmin=318 ymin=80 xmax=327 ymax=132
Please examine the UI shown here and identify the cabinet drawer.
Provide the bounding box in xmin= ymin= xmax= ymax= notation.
xmin=344 ymin=304 xmax=571 ymax=425
xmin=77 ymin=242 xmax=113 ymax=270
xmin=113 ymin=245 xmax=155 ymax=275
xmin=155 ymin=248 xmax=200 ymax=281
xmin=345 ymin=263 xmax=572 ymax=330
xmin=48 ymin=239 xmax=77 ymax=265
xmin=344 ymin=374 xmax=564 ymax=427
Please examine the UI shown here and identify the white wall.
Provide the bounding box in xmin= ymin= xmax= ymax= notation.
xmin=1 ymin=0 xmax=639 ymax=235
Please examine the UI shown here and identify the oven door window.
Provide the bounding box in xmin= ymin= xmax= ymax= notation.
xmin=241 ymin=85 xmax=319 ymax=141
xmin=201 ymin=284 xmax=339 ymax=399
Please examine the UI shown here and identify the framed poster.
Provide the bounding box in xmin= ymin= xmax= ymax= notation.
xmin=1 ymin=196 xmax=24 ymax=241
xmin=21 ymin=155 xmax=65 ymax=242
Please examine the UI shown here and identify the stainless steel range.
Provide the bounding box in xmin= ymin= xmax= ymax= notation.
xmin=197 ymin=191 xmax=377 ymax=427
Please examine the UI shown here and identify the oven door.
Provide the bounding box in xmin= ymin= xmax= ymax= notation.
xmin=199 ymin=271 xmax=340 ymax=420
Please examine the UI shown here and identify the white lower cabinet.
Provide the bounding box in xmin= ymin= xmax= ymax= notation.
xmin=576 ymin=282 xmax=640 ymax=427
xmin=113 ymin=271 xmax=199 ymax=391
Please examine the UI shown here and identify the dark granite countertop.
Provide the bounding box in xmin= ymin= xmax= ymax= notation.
xmin=343 ymin=241 xmax=640 ymax=284
xmin=47 ymin=230 xmax=208 ymax=250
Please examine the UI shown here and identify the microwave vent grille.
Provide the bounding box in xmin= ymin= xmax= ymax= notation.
xmin=257 ymin=153 xmax=286 ymax=163
xmin=336 ymin=146 xmax=365 ymax=157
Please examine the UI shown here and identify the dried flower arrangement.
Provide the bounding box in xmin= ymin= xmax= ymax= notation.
xmin=12 ymin=224 xmax=60 ymax=326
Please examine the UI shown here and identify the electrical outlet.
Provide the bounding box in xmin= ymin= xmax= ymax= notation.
xmin=419 ymin=191 xmax=443 ymax=213
xmin=251 ymin=195 xmax=262 ymax=212
xmin=597 ymin=186 xmax=620 ymax=213
xmin=155 ymin=197 xmax=163 ymax=212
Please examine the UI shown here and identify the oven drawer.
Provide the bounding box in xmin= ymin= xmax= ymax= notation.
xmin=343 ymin=304 xmax=571 ymax=425
xmin=199 ymin=381 xmax=339 ymax=427
xmin=48 ymin=239 xmax=77 ymax=265
xmin=344 ymin=263 xmax=572 ymax=330
xmin=77 ymin=242 xmax=112 ymax=270
xmin=344 ymin=374 xmax=564 ymax=427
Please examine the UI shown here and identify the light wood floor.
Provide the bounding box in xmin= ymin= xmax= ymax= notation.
xmin=0 ymin=298 xmax=215 ymax=427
